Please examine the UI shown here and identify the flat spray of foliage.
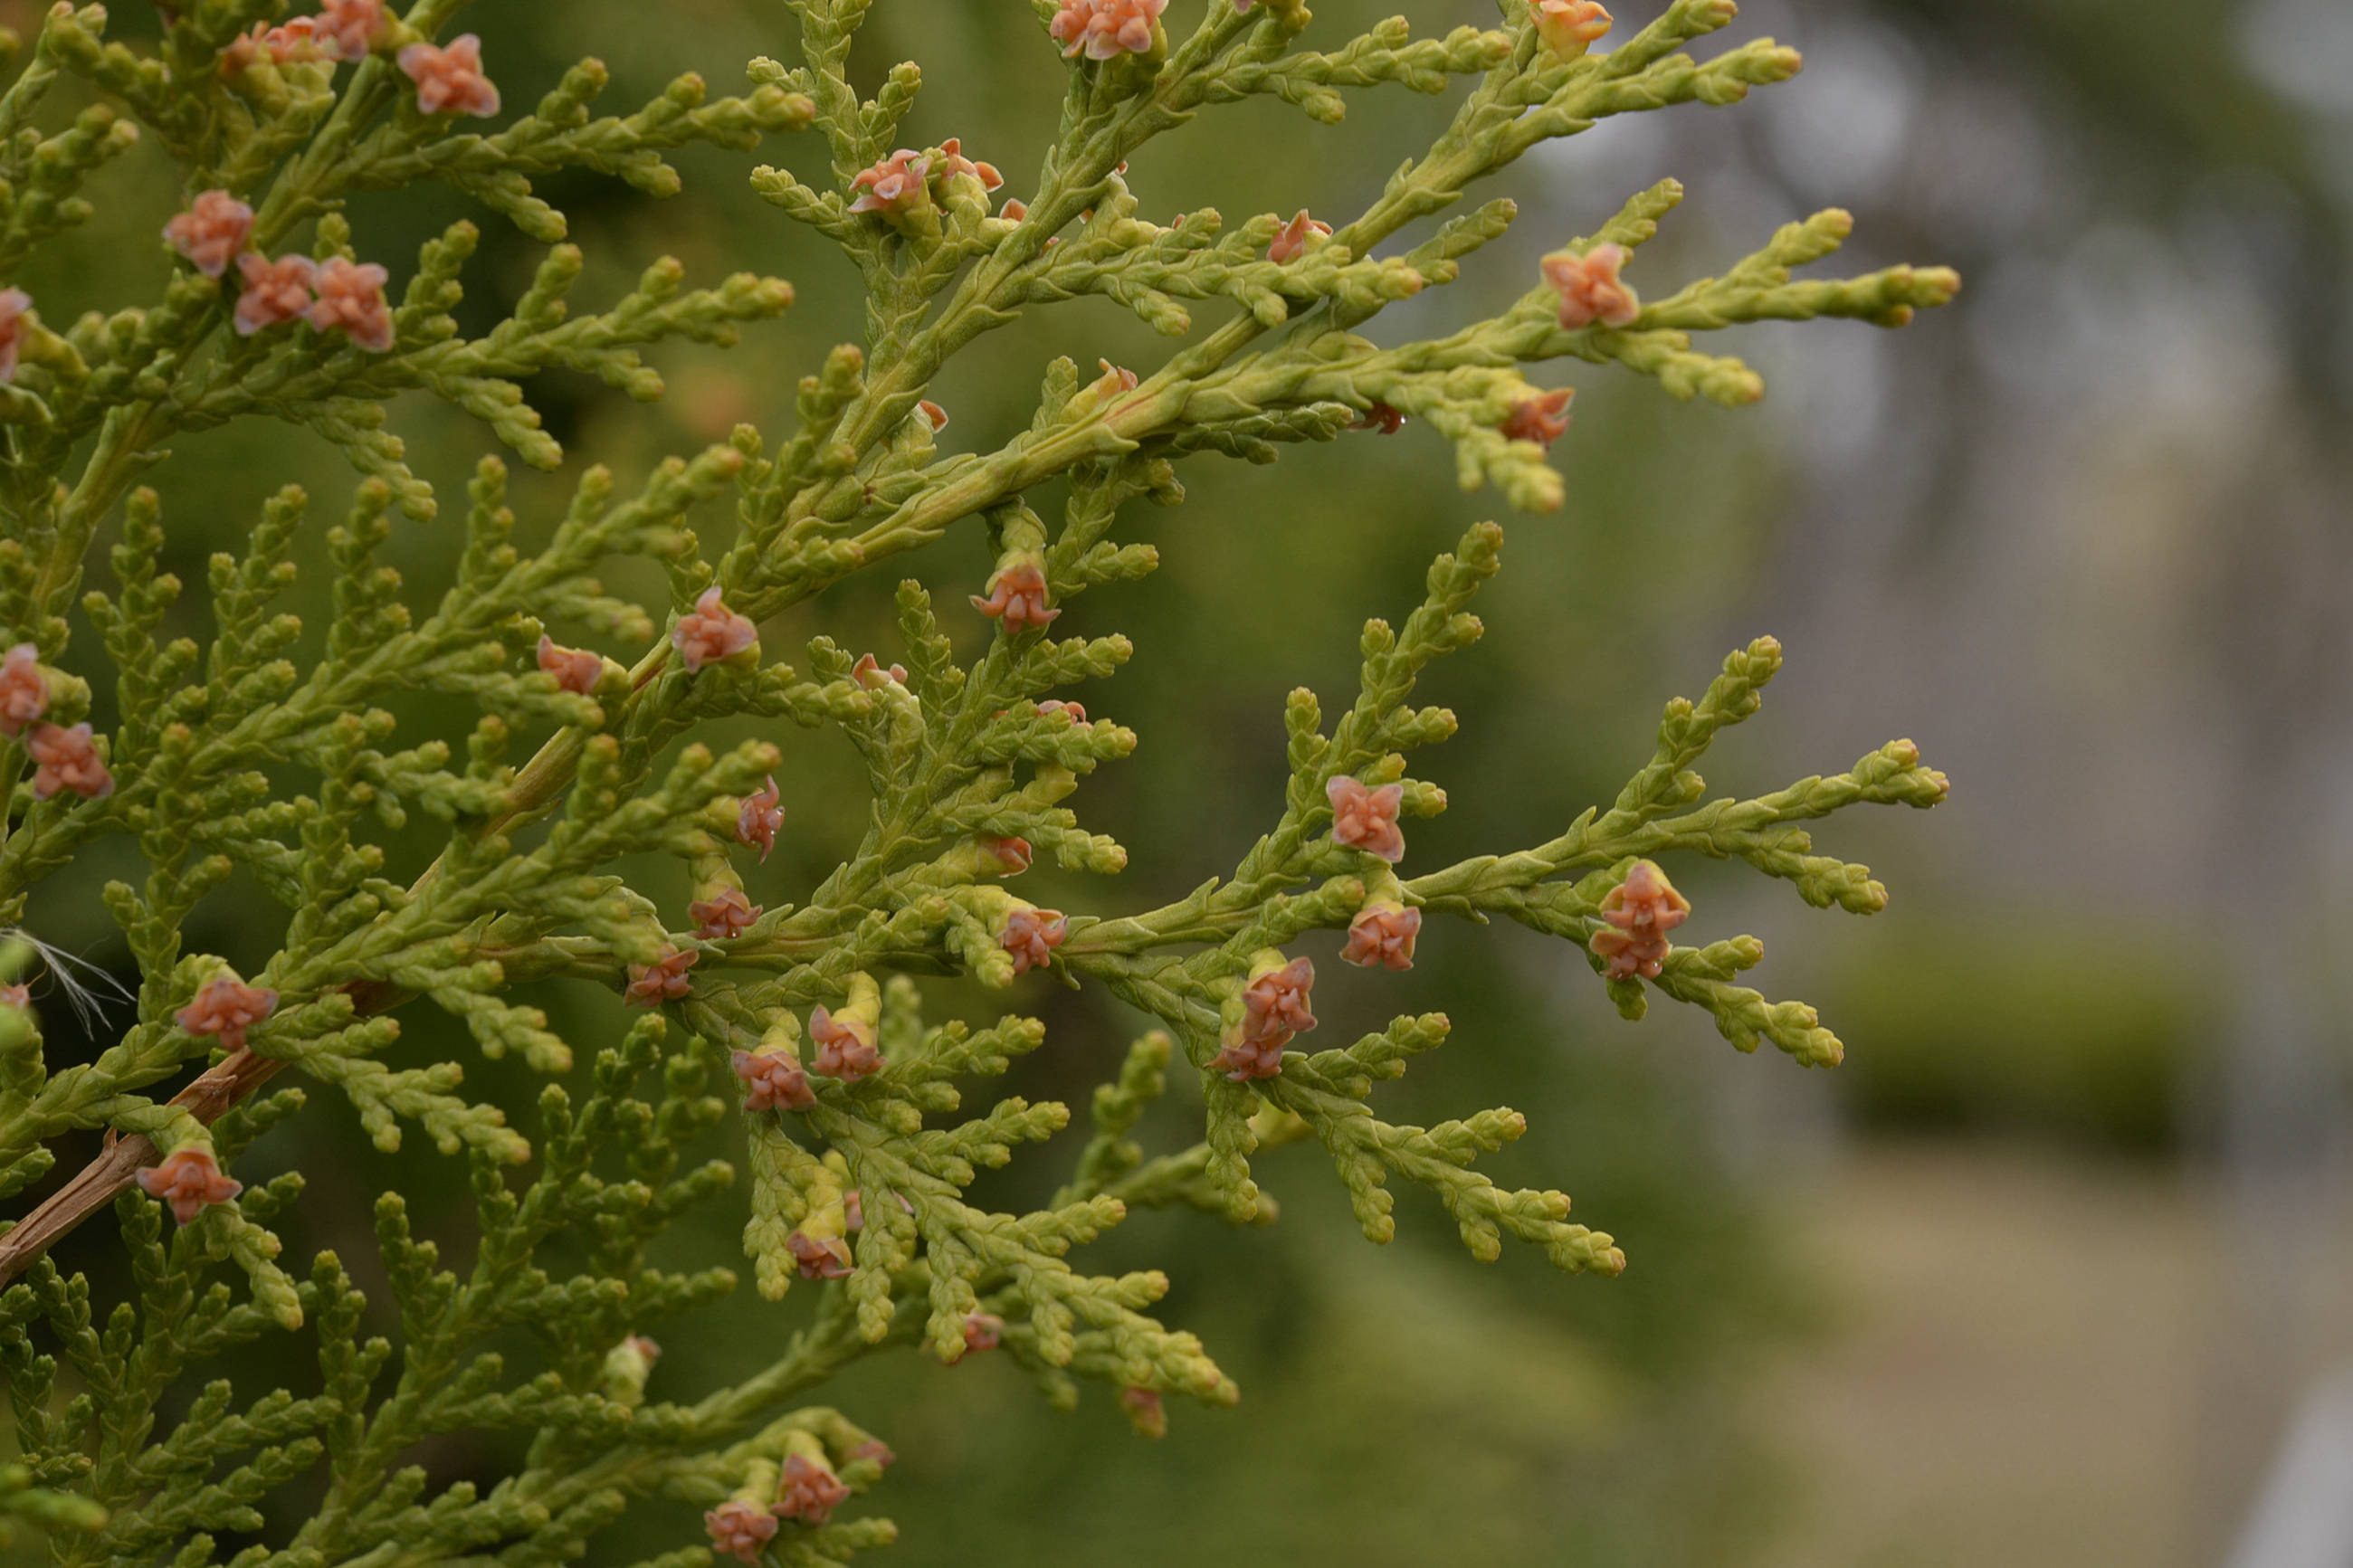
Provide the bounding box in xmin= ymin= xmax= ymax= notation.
xmin=0 ymin=0 xmax=1955 ymax=1561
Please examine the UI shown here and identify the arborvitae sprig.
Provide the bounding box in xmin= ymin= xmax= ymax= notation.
xmin=1 ymin=0 xmax=1956 ymax=1560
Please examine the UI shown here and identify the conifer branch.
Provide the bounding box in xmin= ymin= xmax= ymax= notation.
xmin=0 ymin=0 xmax=1957 ymax=1557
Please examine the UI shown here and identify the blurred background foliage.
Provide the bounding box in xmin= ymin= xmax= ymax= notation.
xmin=6 ymin=0 xmax=2352 ymax=1563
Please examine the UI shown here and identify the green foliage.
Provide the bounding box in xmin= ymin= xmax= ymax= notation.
xmin=0 ymin=0 xmax=1954 ymax=1562
xmin=1824 ymin=919 xmax=2218 ymax=1153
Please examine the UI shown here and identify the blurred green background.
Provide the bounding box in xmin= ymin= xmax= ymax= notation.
xmin=10 ymin=0 xmax=2353 ymax=1563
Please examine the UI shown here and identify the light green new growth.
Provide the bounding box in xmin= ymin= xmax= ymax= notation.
xmin=0 ymin=0 xmax=1955 ymax=1561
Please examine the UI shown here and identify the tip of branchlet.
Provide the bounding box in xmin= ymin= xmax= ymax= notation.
xmin=1916 ymin=266 xmax=1964 ymax=306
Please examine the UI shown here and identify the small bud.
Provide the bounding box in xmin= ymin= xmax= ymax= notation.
xmin=1501 ymin=387 xmax=1575 ymax=449
xmin=1119 ymin=1384 xmax=1167 ymax=1439
xmin=536 ymin=634 xmax=604 ymax=695
xmin=1091 ymin=358 xmax=1139 ymax=398
xmin=962 ymin=1311 xmax=1004 ymax=1353
xmin=1350 ymin=402 xmax=1406 ymax=435
xmin=1049 ymin=0 xmax=1167 ymax=59
xmin=810 ymin=1005 xmax=882 ymax=1080
xmin=672 ymin=586 xmax=758 ymax=673
xmin=306 ymin=257 xmax=395 ymax=352
xmin=223 ymin=17 xmax=329 ymax=70
xmin=777 ymin=1452 xmax=852 ymax=1525
xmin=851 ymin=1439 xmax=897 ymax=1469
xmin=1268 ymin=209 xmax=1331 ymax=264
xmin=737 ymin=775 xmax=786 ymax=860
xmin=1000 ymin=198 xmax=1031 ymax=222
xmin=851 ymin=652 xmax=908 ymax=689
xmin=135 ymin=1146 xmax=243 ymax=1225
xmin=163 ymin=191 xmax=255 ymax=279
xmin=983 ymin=836 xmax=1034 ymax=877
xmin=0 ymin=643 xmax=49 ymax=736
xmin=689 ymin=884 xmax=762 ymax=941
xmin=703 ymin=1500 xmax=778 ymax=1564
xmin=1246 ymin=955 xmax=1317 ymax=1037
xmin=1542 ymin=243 xmax=1641 ymax=330
xmin=731 ymin=1045 xmax=815 ymax=1112
xmin=399 ymin=33 xmax=501 ymax=118
xmin=1 ymin=984 xmax=27 ymax=1009
xmin=27 ymin=723 xmax=113 ymax=801
xmin=971 ymin=557 xmax=1060 ymax=632
xmin=1210 ymin=954 xmax=1315 ymax=1081
xmin=176 ymin=974 xmax=279 ymax=1050
xmin=601 ymin=1335 xmax=660 ymax=1407
xmin=268 ymin=17 xmax=329 ymax=60
xmin=1037 ymin=698 xmax=1086 ymax=723
xmin=1326 ymin=775 xmax=1406 ymax=863
xmin=235 ymin=255 xmax=318 ymax=337
xmin=786 ymin=1229 xmax=852 ymax=1278
xmin=0 ymin=289 xmax=31 ymax=384
xmin=1589 ymin=860 xmax=1691 ymax=980
xmin=1529 ymin=0 xmax=1613 ymax=62
xmin=624 ymin=946 xmax=696 ymax=1005
xmin=843 ymin=1187 xmax=864 ymax=1233
xmin=1001 ymin=907 xmax=1068 ymax=976
xmin=918 ymin=399 xmax=951 ymax=432
xmin=317 ymin=0 xmax=386 ymax=58
xmin=1342 ymin=900 xmax=1421 ymax=971
xmin=847 ymin=148 xmax=936 ymax=231
xmin=935 ymin=137 xmax=1005 ymax=193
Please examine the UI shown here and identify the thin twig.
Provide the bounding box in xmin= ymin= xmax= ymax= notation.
xmin=0 ymin=1047 xmax=287 ymax=1286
